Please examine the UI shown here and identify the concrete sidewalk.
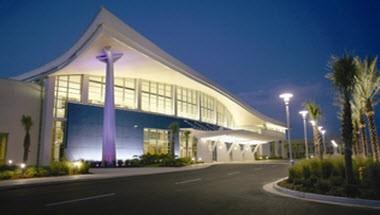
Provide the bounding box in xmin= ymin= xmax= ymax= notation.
xmin=0 ymin=163 xmax=212 ymax=190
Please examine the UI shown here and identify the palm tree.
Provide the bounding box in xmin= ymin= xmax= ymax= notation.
xmin=304 ymin=102 xmax=323 ymax=159
xmin=183 ymin=130 xmax=191 ymax=158
xmin=326 ymin=54 xmax=356 ymax=184
xmin=21 ymin=115 xmax=33 ymax=163
xmin=351 ymin=89 xmax=367 ymax=157
xmin=355 ymin=57 xmax=380 ymax=161
xmin=168 ymin=122 xmax=179 ymax=158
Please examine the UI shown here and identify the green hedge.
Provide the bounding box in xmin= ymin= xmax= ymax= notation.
xmin=284 ymin=156 xmax=380 ymax=199
xmin=124 ymin=154 xmax=194 ymax=167
xmin=0 ymin=160 xmax=90 ymax=180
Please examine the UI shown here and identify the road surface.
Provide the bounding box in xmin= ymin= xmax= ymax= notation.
xmin=0 ymin=163 xmax=377 ymax=215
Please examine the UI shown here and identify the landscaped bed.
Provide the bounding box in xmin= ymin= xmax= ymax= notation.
xmin=0 ymin=154 xmax=199 ymax=180
xmin=90 ymin=154 xmax=200 ymax=168
xmin=0 ymin=160 xmax=90 ymax=180
xmin=278 ymin=156 xmax=380 ymax=200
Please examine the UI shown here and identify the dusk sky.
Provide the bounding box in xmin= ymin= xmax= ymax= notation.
xmin=1 ymin=0 xmax=380 ymax=139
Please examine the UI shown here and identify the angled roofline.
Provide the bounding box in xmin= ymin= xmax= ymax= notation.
xmin=12 ymin=7 xmax=285 ymax=127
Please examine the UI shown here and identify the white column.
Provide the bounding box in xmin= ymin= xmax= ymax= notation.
xmin=97 ymin=47 xmax=122 ymax=166
xmin=281 ymin=140 xmax=286 ymax=158
xmin=40 ymin=76 xmax=55 ymax=165
xmin=81 ymin=75 xmax=89 ymax=104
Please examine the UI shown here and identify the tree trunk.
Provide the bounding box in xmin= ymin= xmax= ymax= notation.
xmin=313 ymin=127 xmax=323 ymax=159
xmin=366 ymin=100 xmax=379 ymax=161
xmin=312 ymin=127 xmax=318 ymax=158
xmin=185 ymin=138 xmax=189 ymax=158
xmin=23 ymin=131 xmax=30 ymax=163
xmin=170 ymin=133 xmax=175 ymax=158
xmin=359 ymin=116 xmax=368 ymax=157
xmin=353 ymin=122 xmax=359 ymax=156
xmin=342 ymin=98 xmax=354 ymax=184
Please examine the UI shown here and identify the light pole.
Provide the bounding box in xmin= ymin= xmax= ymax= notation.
xmin=279 ymin=93 xmax=293 ymax=164
xmin=299 ymin=110 xmax=309 ymax=159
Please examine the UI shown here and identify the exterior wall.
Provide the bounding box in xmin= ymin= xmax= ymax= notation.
xmin=65 ymin=103 xmax=222 ymax=161
xmin=0 ymin=79 xmax=41 ymax=165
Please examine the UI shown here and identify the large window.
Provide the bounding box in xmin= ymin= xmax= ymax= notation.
xmin=177 ymin=87 xmax=198 ymax=120
xmin=179 ymin=131 xmax=198 ymax=159
xmin=141 ymin=80 xmax=173 ymax=115
xmin=88 ymin=76 xmax=137 ymax=109
xmin=53 ymin=75 xmax=82 ymax=161
xmin=114 ymin=78 xmax=137 ymax=109
xmin=216 ymin=102 xmax=234 ymax=128
xmin=143 ymin=128 xmax=169 ymax=155
xmin=200 ymin=94 xmax=216 ymax=124
xmin=88 ymin=76 xmax=105 ymax=105
xmin=54 ymin=75 xmax=82 ymax=119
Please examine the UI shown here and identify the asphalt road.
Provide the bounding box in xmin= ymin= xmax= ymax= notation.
xmin=0 ymin=163 xmax=378 ymax=215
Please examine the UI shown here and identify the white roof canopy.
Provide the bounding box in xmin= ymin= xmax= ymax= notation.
xmin=12 ymin=7 xmax=285 ymax=130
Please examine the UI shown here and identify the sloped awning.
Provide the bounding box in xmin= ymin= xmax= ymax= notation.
xmin=189 ymin=129 xmax=276 ymax=145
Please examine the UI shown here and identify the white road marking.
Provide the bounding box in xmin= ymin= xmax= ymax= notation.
xmin=175 ymin=178 xmax=202 ymax=185
xmin=227 ymin=171 xmax=240 ymax=176
xmin=45 ymin=193 xmax=116 ymax=207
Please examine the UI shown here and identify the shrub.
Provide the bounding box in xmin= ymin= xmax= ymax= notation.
xmin=284 ymin=156 xmax=380 ymax=199
xmin=0 ymin=170 xmax=14 ymax=180
xmin=0 ymin=165 xmax=17 ymax=172
xmin=49 ymin=161 xmax=70 ymax=175
xmin=117 ymin=160 xmax=124 ymax=167
xmin=23 ymin=167 xmax=38 ymax=178
xmin=125 ymin=159 xmax=142 ymax=167
xmin=321 ymin=160 xmax=334 ymax=179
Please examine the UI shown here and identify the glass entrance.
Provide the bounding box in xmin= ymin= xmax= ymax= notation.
xmin=0 ymin=133 xmax=8 ymax=165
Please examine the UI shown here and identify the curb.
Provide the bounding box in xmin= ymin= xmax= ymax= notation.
xmin=263 ymin=178 xmax=380 ymax=210
xmin=0 ymin=164 xmax=213 ymax=191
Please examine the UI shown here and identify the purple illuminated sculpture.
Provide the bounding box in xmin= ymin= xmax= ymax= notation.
xmin=97 ymin=47 xmax=123 ymax=167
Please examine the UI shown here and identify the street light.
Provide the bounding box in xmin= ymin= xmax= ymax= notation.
xmin=331 ymin=140 xmax=338 ymax=154
xmin=279 ymin=93 xmax=293 ymax=164
xmin=299 ymin=110 xmax=309 ymax=159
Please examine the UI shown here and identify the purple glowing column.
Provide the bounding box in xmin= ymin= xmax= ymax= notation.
xmin=97 ymin=47 xmax=123 ymax=166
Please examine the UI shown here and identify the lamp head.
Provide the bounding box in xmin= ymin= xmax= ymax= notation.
xmin=331 ymin=140 xmax=338 ymax=148
xmin=299 ymin=110 xmax=308 ymax=118
xmin=318 ymin=126 xmax=323 ymax=131
xmin=279 ymin=93 xmax=293 ymax=104
xmin=309 ymin=120 xmax=316 ymax=126
xmin=321 ymin=129 xmax=326 ymax=135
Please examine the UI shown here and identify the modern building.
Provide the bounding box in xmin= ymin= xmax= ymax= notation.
xmin=0 ymin=8 xmax=287 ymax=166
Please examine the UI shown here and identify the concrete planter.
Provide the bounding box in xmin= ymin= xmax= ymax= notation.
xmin=263 ymin=177 xmax=380 ymax=210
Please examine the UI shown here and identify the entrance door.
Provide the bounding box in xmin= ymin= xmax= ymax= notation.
xmin=0 ymin=133 xmax=8 ymax=165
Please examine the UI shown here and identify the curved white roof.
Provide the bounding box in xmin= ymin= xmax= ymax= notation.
xmin=12 ymin=7 xmax=285 ymax=129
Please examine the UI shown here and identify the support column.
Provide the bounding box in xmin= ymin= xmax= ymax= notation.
xmin=280 ymin=140 xmax=286 ymax=159
xmin=97 ymin=47 xmax=123 ymax=166
xmin=40 ymin=76 xmax=55 ymax=165
xmin=81 ymin=75 xmax=89 ymax=104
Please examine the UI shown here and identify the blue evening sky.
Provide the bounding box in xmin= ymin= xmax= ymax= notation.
xmin=0 ymin=0 xmax=379 ymax=139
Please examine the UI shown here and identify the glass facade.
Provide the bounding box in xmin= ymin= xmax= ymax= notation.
xmin=88 ymin=76 xmax=137 ymax=109
xmin=176 ymin=87 xmax=198 ymax=120
xmin=51 ymin=74 xmax=235 ymax=160
xmin=200 ymin=93 xmax=216 ymax=124
xmin=143 ymin=128 xmax=169 ymax=155
xmin=53 ymin=75 xmax=82 ymax=161
xmin=141 ymin=80 xmax=173 ymax=115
